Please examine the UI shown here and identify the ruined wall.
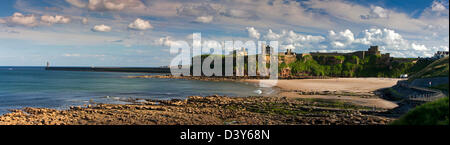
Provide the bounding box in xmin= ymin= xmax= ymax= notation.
xmin=282 ymin=55 xmax=297 ymax=64
xmin=351 ymin=51 xmax=365 ymax=60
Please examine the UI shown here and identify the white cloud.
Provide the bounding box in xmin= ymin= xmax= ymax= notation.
xmin=172 ymin=0 xmax=334 ymax=31
xmin=411 ymin=43 xmax=428 ymax=51
xmin=65 ymin=0 xmax=146 ymax=11
xmin=221 ymin=9 xmax=253 ymax=18
xmin=65 ymin=0 xmax=87 ymax=8
xmin=331 ymin=41 xmax=345 ymax=48
xmin=128 ymin=18 xmax=153 ymax=30
xmin=328 ymin=29 xmax=355 ymax=48
xmin=2 ymin=13 xmax=71 ymax=27
xmin=251 ymin=28 xmax=325 ymax=50
xmin=154 ymin=36 xmax=174 ymax=47
xmin=421 ymin=0 xmax=449 ymax=19
xmin=263 ymin=29 xmax=281 ymax=40
xmin=92 ymin=24 xmax=112 ymax=32
xmin=0 ymin=26 xmax=120 ymax=45
xmin=194 ymin=16 xmax=214 ymax=23
xmin=248 ymin=26 xmax=443 ymax=57
xmin=4 ymin=0 xmax=448 ymax=58
xmin=262 ymin=29 xmax=325 ymax=48
xmin=304 ymin=0 xmax=444 ymax=35
xmin=324 ymin=28 xmax=410 ymax=51
xmin=177 ymin=3 xmax=222 ymax=17
xmin=153 ymin=36 xmax=190 ymax=49
xmin=88 ymin=0 xmax=125 ymax=11
xmin=41 ymin=15 xmax=71 ymax=24
xmin=246 ymin=27 xmax=260 ymax=39
xmin=104 ymin=1 xmax=125 ymax=11
xmin=283 ymin=44 xmax=296 ymax=50
xmin=327 ymin=28 xmax=438 ymax=57
xmin=353 ymin=28 xmax=409 ymax=50
xmin=3 ymin=12 xmax=38 ymax=27
xmin=431 ymin=1 xmax=447 ymax=12
xmin=361 ymin=6 xmax=389 ymax=19
xmin=418 ymin=1 xmax=449 ymax=38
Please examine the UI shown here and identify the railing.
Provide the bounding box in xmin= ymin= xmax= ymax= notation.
xmin=408 ymin=93 xmax=445 ymax=102
xmin=397 ymin=80 xmax=446 ymax=102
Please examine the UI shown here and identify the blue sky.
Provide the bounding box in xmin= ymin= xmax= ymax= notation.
xmin=0 ymin=0 xmax=448 ymax=67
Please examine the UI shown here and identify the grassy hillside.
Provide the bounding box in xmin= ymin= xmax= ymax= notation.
xmin=392 ymin=97 xmax=449 ymax=125
xmin=409 ymin=56 xmax=449 ymax=80
xmin=192 ymin=54 xmax=448 ymax=78
xmin=286 ymin=54 xmax=416 ymax=78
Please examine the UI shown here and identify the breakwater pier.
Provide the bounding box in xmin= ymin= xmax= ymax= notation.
xmin=45 ymin=67 xmax=171 ymax=73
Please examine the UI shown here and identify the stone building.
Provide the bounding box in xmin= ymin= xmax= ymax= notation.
xmin=367 ymin=46 xmax=381 ymax=55
xmin=350 ymin=46 xmax=385 ymax=60
xmin=262 ymin=44 xmax=275 ymax=64
xmin=278 ymin=49 xmax=297 ymax=64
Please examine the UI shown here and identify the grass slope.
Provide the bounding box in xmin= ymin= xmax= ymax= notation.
xmin=409 ymin=56 xmax=449 ymax=80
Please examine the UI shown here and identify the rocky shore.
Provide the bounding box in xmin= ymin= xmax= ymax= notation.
xmin=0 ymin=95 xmax=393 ymax=125
xmin=126 ymin=75 xmax=242 ymax=81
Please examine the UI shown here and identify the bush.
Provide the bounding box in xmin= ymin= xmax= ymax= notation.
xmin=283 ymin=54 xmax=420 ymax=77
xmin=391 ymin=97 xmax=449 ymax=125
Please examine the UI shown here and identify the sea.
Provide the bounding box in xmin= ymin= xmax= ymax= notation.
xmin=0 ymin=67 xmax=275 ymax=115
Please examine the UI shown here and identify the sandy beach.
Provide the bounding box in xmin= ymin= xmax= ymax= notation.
xmin=245 ymin=78 xmax=402 ymax=109
xmin=246 ymin=78 xmax=402 ymax=93
xmin=126 ymin=76 xmax=402 ymax=109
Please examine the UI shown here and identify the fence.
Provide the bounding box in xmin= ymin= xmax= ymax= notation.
xmin=397 ymin=80 xmax=446 ymax=102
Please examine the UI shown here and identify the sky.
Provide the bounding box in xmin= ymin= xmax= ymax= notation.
xmin=0 ymin=0 xmax=448 ymax=67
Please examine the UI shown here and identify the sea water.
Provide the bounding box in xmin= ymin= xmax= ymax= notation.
xmin=0 ymin=67 xmax=275 ymax=115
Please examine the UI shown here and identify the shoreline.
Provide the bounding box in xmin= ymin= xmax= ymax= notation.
xmin=244 ymin=78 xmax=401 ymax=110
xmin=128 ymin=75 xmax=402 ymax=110
xmin=0 ymin=76 xmax=403 ymax=125
xmin=0 ymin=95 xmax=393 ymax=125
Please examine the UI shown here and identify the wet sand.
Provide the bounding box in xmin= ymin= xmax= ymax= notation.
xmin=278 ymin=92 xmax=398 ymax=109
